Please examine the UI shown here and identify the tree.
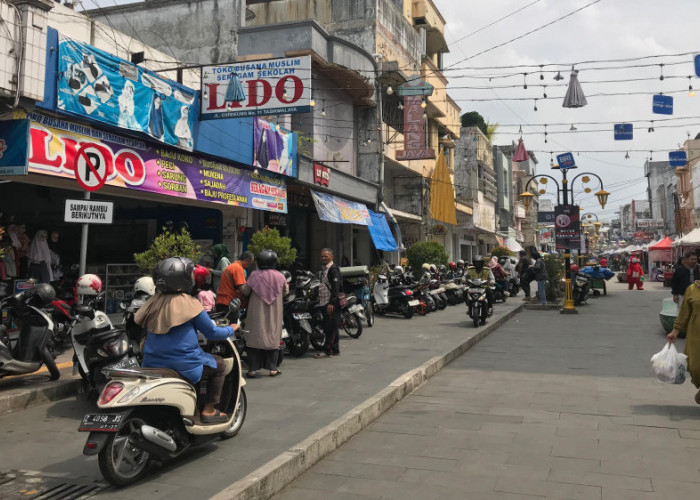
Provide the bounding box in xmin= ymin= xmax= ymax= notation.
xmin=134 ymin=227 xmax=202 ymax=273
xmin=460 ymin=111 xmax=498 ymax=141
xmin=406 ymin=241 xmax=449 ymax=271
xmin=490 ymin=246 xmax=514 ymax=258
xmin=248 ymin=227 xmax=297 ymax=267
xmin=544 ymin=253 xmax=564 ymax=302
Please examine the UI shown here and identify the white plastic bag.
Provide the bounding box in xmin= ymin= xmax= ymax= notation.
xmin=651 ymin=342 xmax=688 ymax=384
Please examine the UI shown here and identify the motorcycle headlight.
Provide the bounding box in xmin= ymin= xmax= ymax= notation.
xmin=478 ymin=296 xmax=486 ymax=301
xmin=98 ymin=338 xmax=129 ymax=357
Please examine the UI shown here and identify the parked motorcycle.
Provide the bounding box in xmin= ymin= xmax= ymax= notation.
xmin=282 ymin=290 xmax=312 ymax=357
xmin=339 ymin=294 xmax=365 ymax=338
xmin=572 ymin=267 xmax=592 ymax=306
xmin=465 ymin=278 xmax=493 ymax=327
xmin=428 ymin=278 xmax=448 ymax=310
xmin=493 ymin=280 xmax=509 ymax=303
xmin=372 ymin=273 xmax=417 ymax=318
xmin=442 ymin=278 xmax=464 ymax=305
xmin=221 ymin=300 xmax=285 ymax=367
xmin=0 ymin=283 xmax=60 ymax=380
xmin=78 ymin=310 xmax=247 ymax=486
xmin=120 ymin=277 xmax=156 ymax=357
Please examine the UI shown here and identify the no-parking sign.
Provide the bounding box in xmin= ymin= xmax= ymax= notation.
xmin=74 ymin=143 xmax=109 ymax=191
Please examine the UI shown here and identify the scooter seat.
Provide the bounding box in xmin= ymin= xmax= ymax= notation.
xmin=124 ymin=367 xmax=190 ymax=382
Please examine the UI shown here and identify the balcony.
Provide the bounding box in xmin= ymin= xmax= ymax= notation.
xmin=411 ymin=0 xmax=448 ymax=53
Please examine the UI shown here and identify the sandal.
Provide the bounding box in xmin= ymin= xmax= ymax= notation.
xmin=201 ymin=409 xmax=228 ymax=424
xmin=269 ymin=370 xmax=282 ymax=377
xmin=314 ymin=353 xmax=331 ymax=359
xmin=246 ymin=372 xmax=257 ymax=379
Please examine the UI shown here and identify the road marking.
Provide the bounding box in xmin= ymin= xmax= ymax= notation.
xmin=4 ymin=361 xmax=74 ymax=380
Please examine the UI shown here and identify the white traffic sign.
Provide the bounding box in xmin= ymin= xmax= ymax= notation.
xmin=74 ymin=144 xmax=109 ymax=191
xmin=64 ymin=199 xmax=114 ymax=224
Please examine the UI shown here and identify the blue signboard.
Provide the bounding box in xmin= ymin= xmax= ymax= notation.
xmin=652 ymin=94 xmax=674 ymax=115
xmin=0 ymin=119 xmax=29 ymax=176
xmin=556 ymin=152 xmax=576 ymax=170
xmin=695 ymin=54 xmax=700 ymax=78
xmin=57 ymin=35 xmax=195 ymax=151
xmin=669 ymin=151 xmax=687 ymax=167
xmin=614 ymin=123 xmax=633 ymax=140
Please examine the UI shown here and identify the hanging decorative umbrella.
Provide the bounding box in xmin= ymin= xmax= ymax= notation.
xmin=225 ymin=73 xmax=246 ymax=102
xmin=562 ymin=66 xmax=587 ymax=108
xmin=512 ymin=137 xmax=529 ymax=162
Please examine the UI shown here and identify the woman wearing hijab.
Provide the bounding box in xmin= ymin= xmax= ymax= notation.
xmin=240 ymin=249 xmax=288 ymax=378
xmin=209 ymin=244 xmax=231 ymax=292
xmin=135 ymin=257 xmax=237 ymax=423
xmin=148 ymin=93 xmax=164 ymax=140
xmin=28 ymin=230 xmax=53 ymax=283
xmin=531 ymin=248 xmax=549 ymax=305
xmin=3 ymin=224 xmax=20 ymax=278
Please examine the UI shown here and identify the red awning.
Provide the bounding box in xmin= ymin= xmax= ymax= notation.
xmin=649 ymin=236 xmax=673 ymax=250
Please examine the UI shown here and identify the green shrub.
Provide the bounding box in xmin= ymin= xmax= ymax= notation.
xmin=248 ymin=227 xmax=297 ymax=266
xmin=544 ymin=253 xmax=564 ymax=301
xmin=406 ymin=241 xmax=448 ymax=271
xmin=134 ymin=227 xmax=202 ymax=273
xmin=491 ymin=246 xmax=514 ymax=258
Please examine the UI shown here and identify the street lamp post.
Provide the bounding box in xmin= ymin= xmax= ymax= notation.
xmin=519 ymin=166 xmax=609 ymax=314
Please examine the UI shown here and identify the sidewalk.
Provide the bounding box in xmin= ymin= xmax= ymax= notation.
xmin=274 ymin=281 xmax=700 ymax=500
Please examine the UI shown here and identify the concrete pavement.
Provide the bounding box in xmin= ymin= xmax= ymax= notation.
xmin=274 ymin=280 xmax=700 ymax=500
xmin=0 ymin=296 xmax=520 ymax=499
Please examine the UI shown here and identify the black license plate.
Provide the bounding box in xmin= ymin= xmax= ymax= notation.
xmin=78 ymin=412 xmax=126 ymax=432
xmin=106 ymin=357 xmax=139 ymax=371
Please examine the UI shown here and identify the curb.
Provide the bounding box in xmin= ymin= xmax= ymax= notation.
xmin=0 ymin=377 xmax=81 ymax=416
xmin=211 ymin=304 xmax=524 ymax=500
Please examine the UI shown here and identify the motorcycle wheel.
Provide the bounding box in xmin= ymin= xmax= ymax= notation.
xmin=310 ymin=327 xmax=326 ymax=352
xmin=366 ymin=302 xmax=375 ymax=327
xmin=400 ymin=303 xmax=414 ymax=319
xmin=472 ymin=306 xmax=480 ymax=328
xmin=416 ymin=301 xmax=428 ymax=315
xmin=41 ymin=346 xmax=60 ymax=381
xmin=98 ymin=417 xmax=151 ymax=487
xmin=427 ymin=296 xmax=437 ymax=312
xmin=221 ymin=388 xmax=247 ymax=439
xmin=436 ymin=296 xmax=447 ymax=310
xmin=287 ymin=329 xmax=310 ymax=357
xmin=343 ymin=312 xmax=363 ymax=339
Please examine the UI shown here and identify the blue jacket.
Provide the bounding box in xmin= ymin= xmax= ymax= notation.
xmin=142 ymin=310 xmax=233 ymax=383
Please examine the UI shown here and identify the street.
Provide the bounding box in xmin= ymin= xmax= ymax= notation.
xmin=0 ymin=299 xmax=519 ymax=499
xmin=274 ymin=281 xmax=700 ymax=500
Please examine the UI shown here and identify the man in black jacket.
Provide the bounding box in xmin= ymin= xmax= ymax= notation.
xmin=315 ymin=248 xmax=342 ymax=358
xmin=515 ymin=250 xmax=533 ymax=300
xmin=671 ymin=251 xmax=699 ymax=305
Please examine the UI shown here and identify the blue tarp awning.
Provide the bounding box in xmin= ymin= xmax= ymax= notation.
xmin=368 ymin=209 xmax=397 ymax=252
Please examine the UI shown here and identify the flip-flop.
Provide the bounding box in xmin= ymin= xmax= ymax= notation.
xmin=201 ymin=410 xmax=228 ymax=424
xmin=314 ymin=353 xmax=331 ymax=359
xmin=269 ymin=371 xmax=282 ymax=377
xmin=246 ymin=372 xmax=257 ymax=379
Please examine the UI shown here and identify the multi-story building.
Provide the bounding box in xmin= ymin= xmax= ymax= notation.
xmin=500 ymin=142 xmax=539 ymax=250
xmin=644 ymin=160 xmax=678 ymax=236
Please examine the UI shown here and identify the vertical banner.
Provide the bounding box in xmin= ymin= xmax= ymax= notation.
xmin=56 ymin=35 xmax=195 ymax=151
xmin=253 ymin=117 xmax=298 ymax=178
xmin=555 ymin=204 xmax=581 ymax=250
xmin=0 ymin=119 xmax=29 ymax=175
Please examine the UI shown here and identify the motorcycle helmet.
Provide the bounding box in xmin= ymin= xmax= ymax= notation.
xmin=472 ymin=255 xmax=485 ymax=272
xmin=448 ymin=262 xmax=456 ymax=270
xmin=422 ymin=263 xmax=431 ymax=271
xmin=77 ymin=274 xmax=103 ymax=296
xmin=439 ymin=265 xmax=447 ymax=274
xmin=570 ymin=264 xmax=580 ymax=273
xmin=282 ymin=270 xmax=292 ymax=283
xmin=153 ymin=257 xmax=195 ymax=294
xmin=193 ymin=265 xmax=212 ymax=289
xmin=394 ymin=265 xmax=404 ymax=275
xmin=30 ymin=282 xmax=56 ymax=306
xmin=429 ymin=264 xmax=437 ymax=273
xmin=133 ymin=276 xmax=156 ymax=296
xmin=457 ymin=259 xmax=465 ymax=268
xmin=256 ymin=249 xmax=278 ymax=270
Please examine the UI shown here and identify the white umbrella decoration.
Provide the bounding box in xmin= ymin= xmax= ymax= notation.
xmin=562 ymin=66 xmax=588 ymax=108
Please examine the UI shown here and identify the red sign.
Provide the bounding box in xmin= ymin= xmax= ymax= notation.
xmin=313 ymin=163 xmax=330 ymax=187
xmin=396 ymin=95 xmax=435 ymax=161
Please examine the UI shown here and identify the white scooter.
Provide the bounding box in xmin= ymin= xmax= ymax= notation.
xmin=78 ymin=308 xmax=247 ymax=486
xmin=372 ymin=274 xmax=418 ymax=319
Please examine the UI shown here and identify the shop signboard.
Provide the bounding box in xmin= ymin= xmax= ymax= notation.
xmin=310 ymin=190 xmax=370 ymax=225
xmin=554 ymin=204 xmax=581 ymax=250
xmin=396 ymin=95 xmax=435 ymax=161
xmin=64 ymin=199 xmax=114 ymax=224
xmin=253 ymin=117 xmax=298 ymax=178
xmin=23 ymin=112 xmax=287 ymax=213
xmin=200 ymin=56 xmax=312 ymax=119
xmin=538 ymin=211 xmax=556 ymax=223
xmin=56 ymin=35 xmax=195 ymax=152
xmin=313 ymin=163 xmax=330 ymax=187
xmin=0 ymin=119 xmax=29 ymax=175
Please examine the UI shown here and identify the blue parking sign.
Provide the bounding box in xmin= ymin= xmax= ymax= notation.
xmin=695 ymin=54 xmax=700 ymax=78
xmin=669 ymin=151 xmax=687 ymax=167
xmin=556 ymin=152 xmax=576 ymax=170
xmin=614 ymin=123 xmax=633 ymax=140
xmin=652 ymin=94 xmax=673 ymax=115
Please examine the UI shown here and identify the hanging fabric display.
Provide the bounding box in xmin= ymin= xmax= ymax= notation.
xmin=562 ymin=67 xmax=588 ymax=108
xmin=513 ymin=137 xmax=529 ymax=162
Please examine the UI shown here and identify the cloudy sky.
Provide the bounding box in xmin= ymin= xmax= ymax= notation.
xmin=433 ymin=0 xmax=700 ymax=222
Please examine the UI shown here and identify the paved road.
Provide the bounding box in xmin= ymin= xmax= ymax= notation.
xmin=275 ymin=281 xmax=700 ymax=500
xmin=0 ymin=298 xmax=518 ymax=499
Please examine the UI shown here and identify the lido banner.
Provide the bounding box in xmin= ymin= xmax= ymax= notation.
xmin=15 ymin=112 xmax=287 ymax=213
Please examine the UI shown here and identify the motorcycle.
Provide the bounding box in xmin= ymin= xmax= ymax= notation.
xmin=573 ymin=272 xmax=592 ymax=306
xmin=220 ymin=301 xmax=285 ymax=367
xmin=493 ymin=280 xmax=509 ymax=303
xmin=465 ymin=278 xmax=493 ymax=328
xmin=339 ymin=294 xmax=365 ymax=338
xmin=442 ymin=278 xmax=464 ymax=305
xmin=428 ymin=278 xmax=448 ymax=310
xmin=0 ymin=283 xmax=60 ymax=380
xmin=282 ymin=290 xmax=312 ymax=357
xmin=78 ymin=309 xmax=247 ymax=487
xmin=371 ymin=274 xmax=418 ymax=318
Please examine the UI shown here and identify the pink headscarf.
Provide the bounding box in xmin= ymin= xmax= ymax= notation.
xmin=246 ymin=269 xmax=287 ymax=305
xmin=488 ymin=256 xmax=499 ymax=269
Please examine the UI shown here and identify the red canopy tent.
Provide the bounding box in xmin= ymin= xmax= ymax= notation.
xmin=649 ymin=236 xmax=673 ymax=263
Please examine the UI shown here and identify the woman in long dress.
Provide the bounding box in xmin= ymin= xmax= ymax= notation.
xmin=240 ymin=249 xmax=287 ymax=378
xmin=28 ymin=230 xmax=53 ymax=284
xmin=668 ymin=281 xmax=700 ymax=404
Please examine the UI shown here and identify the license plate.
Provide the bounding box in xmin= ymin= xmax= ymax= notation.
xmin=348 ymin=304 xmax=363 ymax=313
xmin=78 ymin=412 xmax=126 ymax=432
xmin=408 ymin=300 xmax=420 ymax=306
xmin=105 ymin=357 xmax=139 ymax=371
xmin=293 ymin=313 xmax=312 ymax=320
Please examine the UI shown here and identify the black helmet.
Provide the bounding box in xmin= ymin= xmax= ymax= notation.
xmin=256 ymin=249 xmax=278 ymax=270
xmin=153 ymin=257 xmax=195 ymax=293
xmin=281 ymin=270 xmax=292 ymax=283
xmin=472 ymin=255 xmax=485 ymax=271
xmin=30 ymin=283 xmax=56 ymax=306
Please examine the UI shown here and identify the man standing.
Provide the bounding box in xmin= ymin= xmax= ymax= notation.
xmin=672 ymin=251 xmax=699 ymax=307
xmin=315 ymin=248 xmax=342 ymax=358
xmin=515 ymin=250 xmax=533 ymax=301
xmin=215 ymin=251 xmax=255 ymax=313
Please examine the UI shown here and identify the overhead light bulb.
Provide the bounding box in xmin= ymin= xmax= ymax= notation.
xmin=321 ymin=109 xmax=326 ymax=117
xmin=386 ymin=85 xmax=393 ymax=95
xmin=553 ymin=71 xmax=564 ymax=81
xmin=398 ymin=103 xmax=404 ymax=110
xmin=423 ymin=112 xmax=427 ymax=119
xmin=420 ymin=100 xmax=427 ymax=109
xmin=625 ymin=151 xmax=630 ymax=159
xmin=689 ymin=77 xmax=695 ymax=96
xmin=310 ymin=99 xmax=316 ymax=107
xmin=570 ymin=124 xmax=577 ymax=131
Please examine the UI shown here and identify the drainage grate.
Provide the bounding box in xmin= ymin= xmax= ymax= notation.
xmin=0 ymin=470 xmax=107 ymax=499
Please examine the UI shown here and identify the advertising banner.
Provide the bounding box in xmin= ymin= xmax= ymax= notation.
xmin=57 ymin=35 xmax=195 ymax=151
xmin=554 ymin=204 xmax=581 ymax=250
xmin=201 ymin=56 xmax=311 ymax=119
xmin=253 ymin=117 xmax=298 ymax=178
xmin=0 ymin=119 xmax=29 ymax=175
xmin=22 ymin=113 xmax=286 ymax=213
xmin=310 ymin=190 xmax=370 ymax=226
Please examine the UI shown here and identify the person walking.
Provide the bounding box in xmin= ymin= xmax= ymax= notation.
xmin=215 ymin=251 xmax=255 ymax=313
xmin=667 ymin=282 xmax=700 ymax=404
xmin=671 ymin=251 xmax=699 ymax=308
xmin=315 ymin=248 xmax=342 ymax=358
xmin=209 ymin=244 xmax=231 ymax=292
xmin=626 ymin=257 xmax=644 ymax=291
xmin=516 ymin=250 xmax=533 ymax=302
xmin=531 ymin=249 xmax=548 ymax=305
xmin=240 ymin=249 xmax=287 ymax=378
